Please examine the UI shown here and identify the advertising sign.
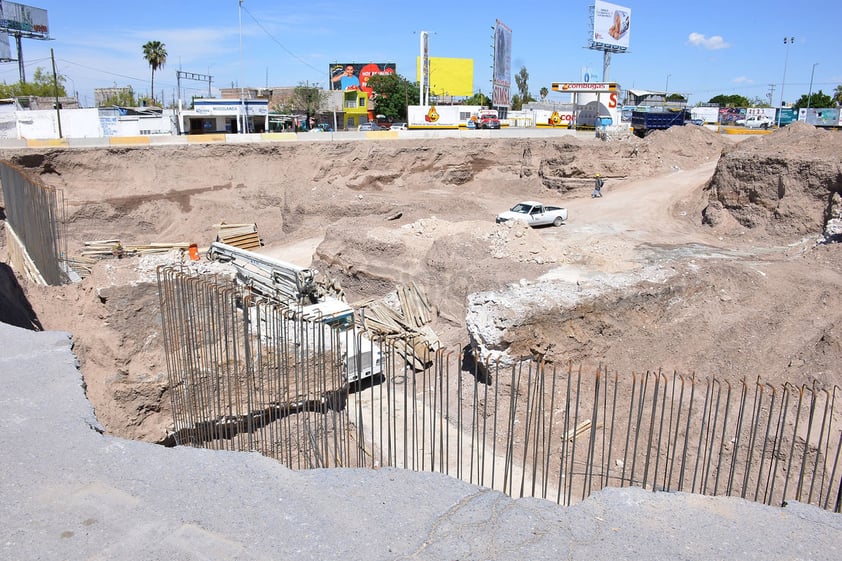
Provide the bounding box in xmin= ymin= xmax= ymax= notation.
xmin=416 ymin=57 xmax=473 ymax=97
xmin=408 ymin=105 xmax=465 ymax=129
xmin=0 ymin=32 xmax=10 ymax=60
xmin=592 ymin=1 xmax=630 ymax=50
xmin=799 ymin=108 xmax=842 ymax=127
xmin=492 ymin=20 xmax=511 ymax=107
xmin=552 ymin=82 xmax=618 ymax=93
xmin=0 ymin=2 xmax=50 ymax=38
xmin=329 ymin=62 xmax=396 ymax=93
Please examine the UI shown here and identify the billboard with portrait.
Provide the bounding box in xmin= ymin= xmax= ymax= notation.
xmin=0 ymin=1 xmax=50 ymax=39
xmin=329 ymin=63 xmax=396 ymax=93
xmin=493 ymin=20 xmax=511 ymax=107
xmin=592 ymin=1 xmax=630 ymax=51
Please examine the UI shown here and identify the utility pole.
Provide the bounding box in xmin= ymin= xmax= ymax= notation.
xmin=50 ymin=48 xmax=62 ymax=138
xmin=239 ymin=0 xmax=246 ymax=133
xmin=807 ymin=63 xmax=819 ymax=109
xmin=767 ymin=84 xmax=775 ymax=107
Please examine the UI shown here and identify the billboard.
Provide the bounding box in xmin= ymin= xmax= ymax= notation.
xmin=492 ymin=20 xmax=511 ymax=106
xmin=329 ymin=62 xmax=396 ymax=93
xmin=592 ymin=1 xmax=630 ymax=50
xmin=0 ymin=32 xmax=10 ymax=61
xmin=0 ymin=2 xmax=50 ymax=39
xmin=415 ymin=57 xmax=473 ymax=97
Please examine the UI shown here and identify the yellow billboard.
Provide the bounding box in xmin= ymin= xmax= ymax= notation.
xmin=415 ymin=57 xmax=473 ymax=97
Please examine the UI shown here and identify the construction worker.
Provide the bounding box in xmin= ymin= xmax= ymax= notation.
xmin=592 ymin=173 xmax=604 ymax=198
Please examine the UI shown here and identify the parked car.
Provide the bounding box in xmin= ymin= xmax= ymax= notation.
xmin=310 ymin=123 xmax=333 ymax=132
xmin=390 ymin=123 xmax=408 ymax=130
xmin=496 ymin=201 xmax=569 ymax=227
xmin=358 ymin=123 xmax=386 ymax=131
xmin=742 ymin=115 xmax=775 ymax=129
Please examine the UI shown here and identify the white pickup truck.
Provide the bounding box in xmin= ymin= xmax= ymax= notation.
xmin=496 ymin=201 xmax=569 ymax=227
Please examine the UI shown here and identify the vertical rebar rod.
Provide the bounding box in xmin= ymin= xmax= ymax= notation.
xmin=781 ymin=384 xmax=805 ymax=505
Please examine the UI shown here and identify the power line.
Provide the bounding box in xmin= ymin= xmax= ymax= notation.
xmin=240 ymin=4 xmax=323 ymax=82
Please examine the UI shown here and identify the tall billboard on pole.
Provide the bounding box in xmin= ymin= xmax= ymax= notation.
xmin=0 ymin=1 xmax=50 ymax=38
xmin=492 ymin=20 xmax=511 ymax=108
xmin=591 ymin=1 xmax=630 ymax=51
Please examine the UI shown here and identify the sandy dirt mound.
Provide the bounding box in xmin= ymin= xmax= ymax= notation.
xmin=1 ymin=124 xmax=840 ymax=444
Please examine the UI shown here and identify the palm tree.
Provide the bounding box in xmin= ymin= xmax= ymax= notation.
xmin=834 ymin=84 xmax=842 ymax=107
xmin=142 ymin=41 xmax=167 ymax=104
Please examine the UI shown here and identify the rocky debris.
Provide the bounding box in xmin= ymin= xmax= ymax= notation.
xmin=703 ymin=121 xmax=842 ymax=240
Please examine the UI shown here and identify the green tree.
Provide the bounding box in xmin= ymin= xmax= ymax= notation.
xmin=0 ymin=67 xmax=67 ymax=97
xmin=514 ymin=66 xmax=535 ymax=104
xmin=666 ymin=93 xmax=687 ymax=102
xmin=793 ymin=90 xmax=833 ymax=111
xmin=367 ymin=73 xmax=419 ymax=121
xmin=539 ymin=86 xmax=548 ymax=101
xmin=463 ymin=92 xmax=491 ymax=107
xmin=708 ymin=94 xmax=750 ymax=108
xmin=510 ymin=93 xmax=523 ymax=111
xmin=142 ymin=40 xmax=167 ymax=105
xmin=833 ymin=84 xmax=842 ymax=106
xmin=290 ymin=82 xmax=327 ymax=128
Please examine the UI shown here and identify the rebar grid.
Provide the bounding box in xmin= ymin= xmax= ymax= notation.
xmin=158 ymin=266 xmax=842 ymax=512
xmin=0 ymin=160 xmax=69 ymax=285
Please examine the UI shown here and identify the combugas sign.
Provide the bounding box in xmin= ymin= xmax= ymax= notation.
xmin=552 ymin=82 xmax=618 ymax=93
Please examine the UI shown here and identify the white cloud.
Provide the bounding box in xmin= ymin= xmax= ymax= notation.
xmin=733 ymin=76 xmax=753 ymax=84
xmin=687 ymin=32 xmax=730 ymax=50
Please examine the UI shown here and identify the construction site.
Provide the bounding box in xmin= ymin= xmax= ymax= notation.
xmin=1 ymin=123 xmax=841 ymax=517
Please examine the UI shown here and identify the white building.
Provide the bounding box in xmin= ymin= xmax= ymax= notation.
xmin=178 ymin=98 xmax=269 ymax=134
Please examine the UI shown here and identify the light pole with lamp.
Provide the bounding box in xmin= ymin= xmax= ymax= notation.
xmin=778 ymin=36 xmax=794 ymax=127
xmin=807 ymin=63 xmax=819 ymax=109
xmin=665 ymin=74 xmax=671 ymax=105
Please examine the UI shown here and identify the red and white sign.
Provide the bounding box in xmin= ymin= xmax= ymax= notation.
xmin=552 ymin=82 xmax=618 ymax=93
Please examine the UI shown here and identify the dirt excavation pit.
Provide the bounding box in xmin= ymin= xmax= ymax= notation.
xmin=1 ymin=123 xmax=841 ymax=446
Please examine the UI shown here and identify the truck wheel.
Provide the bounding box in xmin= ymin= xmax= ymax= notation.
xmin=553 ymin=216 xmax=564 ymax=227
xmin=762 ymin=123 xmax=769 ymax=130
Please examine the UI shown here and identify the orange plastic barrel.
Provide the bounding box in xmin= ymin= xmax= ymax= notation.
xmin=188 ymin=243 xmax=199 ymax=261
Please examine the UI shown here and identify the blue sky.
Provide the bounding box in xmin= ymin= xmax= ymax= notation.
xmin=3 ymin=0 xmax=840 ymax=107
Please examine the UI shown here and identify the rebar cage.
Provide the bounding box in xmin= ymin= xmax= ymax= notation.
xmin=158 ymin=265 xmax=842 ymax=512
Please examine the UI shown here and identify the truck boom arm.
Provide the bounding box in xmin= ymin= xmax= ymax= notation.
xmin=207 ymin=242 xmax=320 ymax=305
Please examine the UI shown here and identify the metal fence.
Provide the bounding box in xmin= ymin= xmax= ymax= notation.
xmin=0 ymin=160 xmax=68 ymax=285
xmin=159 ymin=265 xmax=842 ymax=512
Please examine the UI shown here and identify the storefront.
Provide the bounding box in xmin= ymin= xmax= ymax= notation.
xmin=179 ymin=99 xmax=269 ymax=134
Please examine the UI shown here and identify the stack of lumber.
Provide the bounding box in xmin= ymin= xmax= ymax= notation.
xmin=359 ymin=282 xmax=439 ymax=371
xmin=80 ymin=239 xmax=191 ymax=259
xmin=215 ymin=223 xmax=261 ymax=250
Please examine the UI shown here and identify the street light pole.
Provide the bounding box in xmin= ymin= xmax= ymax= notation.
xmin=665 ymin=74 xmax=671 ymax=104
xmin=777 ymin=37 xmax=794 ymax=128
xmin=780 ymin=37 xmax=794 ymax=107
xmin=807 ymin=63 xmax=819 ymax=109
